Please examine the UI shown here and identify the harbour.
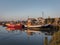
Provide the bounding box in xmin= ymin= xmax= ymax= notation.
xmin=0 ymin=0 xmax=60 ymax=45
xmin=0 ymin=17 xmax=60 ymax=45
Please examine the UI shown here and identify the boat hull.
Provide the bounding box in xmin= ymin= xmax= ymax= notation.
xmin=24 ymin=24 xmax=59 ymax=33
xmin=24 ymin=25 xmax=42 ymax=31
xmin=24 ymin=24 xmax=51 ymax=28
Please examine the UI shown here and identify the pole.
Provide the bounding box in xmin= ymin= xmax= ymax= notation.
xmin=44 ymin=36 xmax=48 ymax=45
xmin=42 ymin=11 xmax=44 ymax=18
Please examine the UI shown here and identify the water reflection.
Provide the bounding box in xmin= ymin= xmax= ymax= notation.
xmin=26 ymin=30 xmax=34 ymax=36
xmin=0 ymin=26 xmax=52 ymax=45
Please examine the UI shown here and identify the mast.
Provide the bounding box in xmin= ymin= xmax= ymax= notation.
xmin=28 ymin=16 xmax=29 ymax=20
xmin=42 ymin=11 xmax=44 ymax=18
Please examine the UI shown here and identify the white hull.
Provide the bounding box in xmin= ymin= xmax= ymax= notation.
xmin=25 ymin=25 xmax=43 ymax=28
xmin=24 ymin=24 xmax=50 ymax=28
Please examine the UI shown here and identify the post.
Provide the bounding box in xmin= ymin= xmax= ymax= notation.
xmin=44 ymin=36 xmax=48 ymax=45
xmin=42 ymin=11 xmax=44 ymax=18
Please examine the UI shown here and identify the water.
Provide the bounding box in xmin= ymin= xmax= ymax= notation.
xmin=0 ymin=26 xmax=52 ymax=45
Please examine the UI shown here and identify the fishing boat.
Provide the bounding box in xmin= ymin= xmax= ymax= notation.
xmin=24 ymin=18 xmax=44 ymax=30
xmin=24 ymin=22 xmax=57 ymax=32
xmin=24 ymin=17 xmax=58 ymax=32
xmin=6 ymin=22 xmax=23 ymax=30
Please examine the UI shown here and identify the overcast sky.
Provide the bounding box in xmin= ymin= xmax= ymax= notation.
xmin=0 ymin=0 xmax=60 ymax=21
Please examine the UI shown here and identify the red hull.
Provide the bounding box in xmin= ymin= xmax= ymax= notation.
xmin=15 ymin=24 xmax=22 ymax=30
xmin=6 ymin=24 xmax=23 ymax=30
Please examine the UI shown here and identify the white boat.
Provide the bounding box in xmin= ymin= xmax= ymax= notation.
xmin=24 ymin=25 xmax=42 ymax=31
xmin=24 ymin=24 xmax=52 ymax=30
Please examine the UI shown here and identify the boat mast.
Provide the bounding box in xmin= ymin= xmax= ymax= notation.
xmin=28 ymin=16 xmax=29 ymax=20
xmin=42 ymin=11 xmax=44 ymax=18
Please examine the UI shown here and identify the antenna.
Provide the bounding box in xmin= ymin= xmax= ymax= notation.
xmin=42 ymin=11 xmax=44 ymax=18
xmin=27 ymin=16 xmax=29 ymax=20
xmin=28 ymin=16 xmax=29 ymax=18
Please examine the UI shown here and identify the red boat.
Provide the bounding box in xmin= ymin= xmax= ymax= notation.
xmin=6 ymin=23 xmax=23 ymax=30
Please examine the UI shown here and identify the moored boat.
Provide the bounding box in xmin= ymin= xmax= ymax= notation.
xmin=24 ymin=24 xmax=58 ymax=33
xmin=6 ymin=22 xmax=24 ymax=30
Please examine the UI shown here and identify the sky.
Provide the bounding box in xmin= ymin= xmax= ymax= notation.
xmin=0 ymin=0 xmax=60 ymax=21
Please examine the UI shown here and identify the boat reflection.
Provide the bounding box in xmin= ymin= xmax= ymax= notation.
xmin=6 ymin=27 xmax=16 ymax=32
xmin=25 ymin=29 xmax=54 ymax=36
xmin=6 ymin=27 xmax=53 ymax=36
xmin=25 ymin=29 xmax=43 ymax=36
xmin=25 ymin=29 xmax=35 ymax=36
xmin=6 ymin=27 xmax=23 ymax=32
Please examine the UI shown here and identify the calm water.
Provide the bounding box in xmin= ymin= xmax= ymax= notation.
xmin=0 ymin=26 xmax=52 ymax=45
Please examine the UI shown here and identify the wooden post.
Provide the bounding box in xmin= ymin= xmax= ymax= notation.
xmin=44 ymin=36 xmax=48 ymax=45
